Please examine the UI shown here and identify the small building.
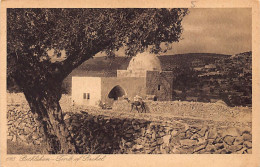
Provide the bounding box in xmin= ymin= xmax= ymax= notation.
xmin=72 ymin=52 xmax=174 ymax=107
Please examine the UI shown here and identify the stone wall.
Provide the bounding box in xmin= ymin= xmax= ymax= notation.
xmin=146 ymin=71 xmax=173 ymax=101
xmin=7 ymin=103 xmax=45 ymax=146
xmin=64 ymin=112 xmax=252 ymax=154
xmin=7 ymin=105 xmax=252 ymax=154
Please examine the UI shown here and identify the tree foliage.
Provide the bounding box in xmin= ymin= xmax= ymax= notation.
xmin=8 ymin=8 xmax=188 ymax=86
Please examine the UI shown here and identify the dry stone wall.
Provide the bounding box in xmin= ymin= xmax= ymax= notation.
xmin=7 ymin=104 xmax=45 ymax=146
xmin=7 ymin=107 xmax=252 ymax=154
xmin=64 ymin=112 xmax=252 ymax=154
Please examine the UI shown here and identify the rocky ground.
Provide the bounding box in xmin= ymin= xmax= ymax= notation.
xmin=7 ymin=93 xmax=252 ymax=154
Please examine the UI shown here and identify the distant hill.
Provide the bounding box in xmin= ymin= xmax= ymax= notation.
xmin=233 ymin=51 xmax=252 ymax=57
xmin=158 ymin=53 xmax=231 ymax=71
xmin=71 ymin=53 xmax=231 ymax=73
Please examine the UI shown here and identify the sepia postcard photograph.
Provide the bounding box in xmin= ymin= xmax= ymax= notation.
xmin=1 ymin=0 xmax=260 ymax=167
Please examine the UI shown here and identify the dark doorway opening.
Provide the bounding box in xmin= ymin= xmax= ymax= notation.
xmin=108 ymin=85 xmax=126 ymax=100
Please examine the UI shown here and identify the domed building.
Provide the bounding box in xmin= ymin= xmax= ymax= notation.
xmin=117 ymin=52 xmax=162 ymax=77
xmin=127 ymin=52 xmax=162 ymax=71
xmin=72 ymin=52 xmax=173 ymax=107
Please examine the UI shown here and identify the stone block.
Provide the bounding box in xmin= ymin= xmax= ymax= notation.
xmin=133 ymin=144 xmax=143 ymax=150
xmin=180 ymin=139 xmax=197 ymax=146
xmin=233 ymin=136 xmax=244 ymax=146
xmin=242 ymin=133 xmax=252 ymax=141
xmin=126 ymin=128 xmax=135 ymax=134
xmin=162 ymin=135 xmax=171 ymax=146
xmin=208 ymin=127 xmax=218 ymax=139
xmin=171 ymin=147 xmax=181 ymax=154
xmin=171 ymin=130 xmax=178 ymax=137
xmin=205 ymin=144 xmax=216 ymax=153
xmin=178 ymin=132 xmax=186 ymax=139
xmin=228 ymin=145 xmax=243 ymax=152
xmin=194 ymin=144 xmax=207 ymax=152
xmin=197 ymin=137 xmax=207 ymax=145
xmin=179 ymin=146 xmax=195 ymax=154
xmin=146 ymin=128 xmax=151 ymax=134
xmin=243 ymin=141 xmax=252 ymax=148
xmin=133 ymin=125 xmax=140 ymax=131
xmin=125 ymin=133 xmax=132 ymax=138
xmin=159 ymin=132 xmax=165 ymax=137
xmin=185 ymin=130 xmax=193 ymax=139
xmin=18 ymin=135 xmax=27 ymax=142
xmin=212 ymin=137 xmax=222 ymax=144
xmin=189 ymin=126 xmax=199 ymax=133
xmin=151 ymin=133 xmax=156 ymax=140
xmin=125 ymin=142 xmax=132 ymax=147
xmin=150 ymin=142 xmax=158 ymax=147
xmin=198 ymin=126 xmax=208 ymax=137
xmin=206 ymin=135 xmax=214 ymax=142
xmin=220 ymin=149 xmax=232 ymax=154
xmin=223 ymin=135 xmax=235 ymax=145
xmin=190 ymin=133 xmax=200 ymax=140
xmin=170 ymin=138 xmax=181 ymax=146
xmin=218 ymin=127 xmax=239 ymax=138
xmin=156 ymin=138 xmax=164 ymax=145
xmin=215 ymin=143 xmax=225 ymax=150
xmin=140 ymin=128 xmax=146 ymax=136
xmin=34 ymin=139 xmax=42 ymax=145
xmin=236 ymin=147 xmax=247 ymax=154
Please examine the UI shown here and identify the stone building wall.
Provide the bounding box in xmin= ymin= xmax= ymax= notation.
xmin=146 ymin=71 xmax=174 ymax=101
xmin=101 ymin=77 xmax=146 ymax=106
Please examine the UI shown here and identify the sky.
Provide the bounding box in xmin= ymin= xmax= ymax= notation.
xmin=167 ymin=8 xmax=252 ymax=55
xmin=96 ymin=8 xmax=252 ymax=57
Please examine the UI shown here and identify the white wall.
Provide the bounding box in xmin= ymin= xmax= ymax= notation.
xmin=72 ymin=77 xmax=101 ymax=106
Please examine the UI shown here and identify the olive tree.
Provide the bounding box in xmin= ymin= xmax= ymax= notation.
xmin=7 ymin=8 xmax=188 ymax=153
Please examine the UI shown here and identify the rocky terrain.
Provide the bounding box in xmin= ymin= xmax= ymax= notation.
xmin=7 ymin=93 xmax=252 ymax=154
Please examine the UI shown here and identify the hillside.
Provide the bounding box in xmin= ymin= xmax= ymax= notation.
xmin=171 ymin=51 xmax=252 ymax=106
xmin=158 ymin=53 xmax=231 ymax=71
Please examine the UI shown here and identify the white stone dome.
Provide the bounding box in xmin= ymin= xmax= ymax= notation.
xmin=127 ymin=52 xmax=162 ymax=71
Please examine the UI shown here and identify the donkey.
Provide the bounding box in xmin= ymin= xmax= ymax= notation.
xmin=126 ymin=97 xmax=146 ymax=113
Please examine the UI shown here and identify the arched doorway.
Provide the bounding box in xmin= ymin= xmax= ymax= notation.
xmin=108 ymin=85 xmax=126 ymax=100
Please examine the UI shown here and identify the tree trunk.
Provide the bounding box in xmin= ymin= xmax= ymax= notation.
xmin=23 ymin=88 xmax=79 ymax=154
